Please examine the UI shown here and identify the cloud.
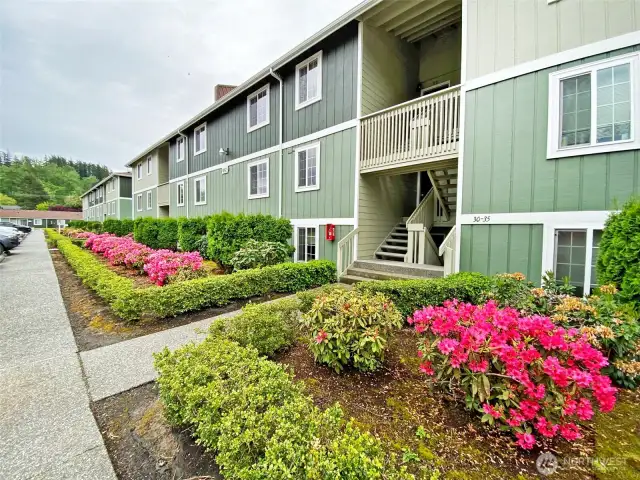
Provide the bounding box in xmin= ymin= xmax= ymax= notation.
xmin=0 ymin=0 xmax=362 ymax=170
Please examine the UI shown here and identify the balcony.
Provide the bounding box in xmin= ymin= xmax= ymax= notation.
xmin=360 ymin=86 xmax=460 ymax=174
xmin=157 ymin=182 xmax=170 ymax=207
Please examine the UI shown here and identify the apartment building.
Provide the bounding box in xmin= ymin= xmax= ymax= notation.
xmin=124 ymin=0 xmax=640 ymax=288
xmin=82 ymin=172 xmax=133 ymax=221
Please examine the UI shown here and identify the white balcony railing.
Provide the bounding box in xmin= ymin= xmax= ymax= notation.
xmin=360 ymin=85 xmax=460 ymax=173
xmin=405 ymin=189 xmax=441 ymax=266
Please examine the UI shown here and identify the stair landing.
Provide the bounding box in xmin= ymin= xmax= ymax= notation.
xmin=340 ymin=259 xmax=444 ymax=285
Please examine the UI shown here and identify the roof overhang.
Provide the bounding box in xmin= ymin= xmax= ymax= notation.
xmin=125 ymin=0 xmax=385 ymax=168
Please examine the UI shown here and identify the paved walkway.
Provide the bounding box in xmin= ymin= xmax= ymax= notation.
xmin=0 ymin=231 xmax=116 ymax=480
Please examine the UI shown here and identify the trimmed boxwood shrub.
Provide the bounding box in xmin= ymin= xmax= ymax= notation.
xmin=207 ymin=212 xmax=293 ymax=266
xmin=154 ymin=337 xmax=412 ymax=479
xmin=103 ymin=219 xmax=134 ymax=237
xmin=133 ymin=217 xmax=179 ymax=250
xmin=46 ymin=229 xmax=335 ymax=321
xmin=354 ymin=272 xmax=491 ymax=318
xmin=177 ymin=216 xmax=208 ymax=253
xmin=69 ymin=220 xmax=102 ymax=232
xmin=597 ymin=198 xmax=640 ymax=305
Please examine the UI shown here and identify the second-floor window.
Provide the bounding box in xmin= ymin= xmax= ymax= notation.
xmin=548 ymin=53 xmax=639 ymax=158
xmin=177 ymin=137 xmax=185 ymax=162
xmin=247 ymin=85 xmax=270 ymax=132
xmin=146 ymin=190 xmax=152 ymax=210
xmin=194 ymin=123 xmax=207 ymax=155
xmin=295 ymin=143 xmax=320 ymax=192
xmin=194 ymin=176 xmax=207 ymax=205
xmin=147 ymin=156 xmax=152 ymax=175
xmin=295 ymin=51 xmax=322 ymax=110
xmin=248 ymin=158 xmax=269 ymax=199
xmin=137 ymin=164 xmax=142 ymax=179
xmin=177 ymin=181 xmax=185 ymax=206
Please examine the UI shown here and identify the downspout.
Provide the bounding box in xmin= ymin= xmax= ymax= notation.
xmin=269 ymin=68 xmax=284 ymax=218
xmin=177 ymin=130 xmax=189 ymax=218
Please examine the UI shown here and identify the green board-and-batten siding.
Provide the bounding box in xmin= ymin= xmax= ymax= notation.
xmin=462 ymin=46 xmax=640 ymax=215
xmin=459 ymin=224 xmax=544 ymax=284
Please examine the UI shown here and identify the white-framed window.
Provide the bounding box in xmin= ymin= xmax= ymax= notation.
xmin=547 ymin=53 xmax=640 ymax=158
xmin=34 ymin=219 xmax=42 ymax=226
xmin=177 ymin=137 xmax=185 ymax=162
xmin=247 ymin=84 xmax=270 ymax=132
xmin=57 ymin=219 xmax=66 ymax=226
xmin=136 ymin=194 xmax=142 ymax=212
xmin=294 ymin=142 xmax=320 ymax=192
xmin=542 ymin=223 xmax=604 ymax=296
xmin=108 ymin=202 xmax=112 ymax=215
xmin=247 ymin=158 xmax=269 ymax=199
xmin=194 ymin=123 xmax=207 ymax=155
xmin=295 ymin=226 xmax=318 ymax=262
xmin=146 ymin=155 xmax=152 ymax=175
xmin=146 ymin=190 xmax=152 ymax=210
xmin=177 ymin=181 xmax=185 ymax=206
xmin=295 ymin=51 xmax=322 ymax=110
xmin=194 ymin=175 xmax=207 ymax=205
xmin=137 ymin=163 xmax=142 ymax=179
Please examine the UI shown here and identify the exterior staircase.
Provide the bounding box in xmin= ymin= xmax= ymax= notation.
xmin=340 ymin=259 xmax=443 ymax=285
xmin=427 ymin=167 xmax=457 ymax=219
xmin=374 ymin=219 xmax=409 ymax=261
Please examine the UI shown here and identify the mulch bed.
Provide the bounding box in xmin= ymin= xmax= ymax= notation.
xmin=50 ymin=249 xmax=287 ymax=351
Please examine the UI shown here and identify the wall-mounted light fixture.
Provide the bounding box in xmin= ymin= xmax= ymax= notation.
xmin=219 ymin=147 xmax=229 ymax=156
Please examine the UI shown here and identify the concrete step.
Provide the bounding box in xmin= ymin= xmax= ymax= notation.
xmin=353 ymin=259 xmax=444 ymax=278
xmin=339 ymin=274 xmax=373 ymax=285
xmin=345 ymin=267 xmax=431 ymax=281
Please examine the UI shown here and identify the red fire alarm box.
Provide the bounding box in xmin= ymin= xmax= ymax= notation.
xmin=326 ymin=224 xmax=336 ymax=241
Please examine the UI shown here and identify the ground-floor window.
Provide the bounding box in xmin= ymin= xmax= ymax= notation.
xmin=553 ymin=228 xmax=603 ymax=296
xmin=34 ymin=219 xmax=42 ymax=226
xmin=296 ymin=226 xmax=317 ymax=262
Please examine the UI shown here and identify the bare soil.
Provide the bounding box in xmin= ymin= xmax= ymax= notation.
xmin=92 ymin=382 xmax=221 ymax=480
xmin=50 ymin=249 xmax=287 ymax=351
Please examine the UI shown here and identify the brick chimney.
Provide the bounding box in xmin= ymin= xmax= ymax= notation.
xmin=214 ymin=84 xmax=236 ymax=102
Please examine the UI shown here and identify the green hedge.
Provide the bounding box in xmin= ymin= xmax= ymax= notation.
xmin=68 ymin=220 xmax=103 ymax=232
xmin=102 ymin=219 xmax=134 ymax=237
xmin=207 ymin=212 xmax=293 ymax=266
xmin=597 ymin=198 xmax=640 ymax=305
xmin=354 ymin=272 xmax=492 ymax=318
xmin=47 ymin=229 xmax=335 ymax=321
xmin=177 ymin=216 xmax=208 ymax=253
xmin=154 ymin=337 xmax=412 ymax=479
xmin=133 ymin=217 xmax=179 ymax=250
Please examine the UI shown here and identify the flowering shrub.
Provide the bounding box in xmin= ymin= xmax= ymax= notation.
xmin=300 ymin=289 xmax=403 ymax=373
xmin=143 ymin=250 xmax=203 ymax=286
xmin=229 ymin=239 xmax=293 ymax=271
xmin=409 ymin=300 xmax=618 ymax=449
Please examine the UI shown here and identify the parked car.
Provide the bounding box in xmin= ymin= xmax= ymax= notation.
xmin=0 ymin=233 xmax=19 ymax=255
xmin=0 ymin=226 xmax=23 ymax=244
xmin=0 ymin=221 xmax=31 ymax=233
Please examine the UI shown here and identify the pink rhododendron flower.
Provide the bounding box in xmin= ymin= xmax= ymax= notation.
xmin=419 ymin=361 xmax=434 ymax=375
xmin=534 ymin=416 xmax=559 ymax=438
xmin=468 ymin=358 xmax=488 ymax=373
xmin=315 ymin=330 xmax=327 ymax=344
xmin=482 ymin=403 xmax=502 ymax=419
xmin=576 ymin=398 xmax=594 ymax=421
xmin=559 ymin=422 xmax=582 ymax=441
xmin=437 ymin=338 xmax=459 ymax=354
xmin=515 ymin=432 xmax=536 ymax=450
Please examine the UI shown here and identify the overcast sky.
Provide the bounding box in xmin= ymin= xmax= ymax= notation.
xmin=0 ymin=0 xmax=362 ymax=171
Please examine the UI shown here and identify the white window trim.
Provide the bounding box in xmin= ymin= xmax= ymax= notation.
xmin=541 ymin=220 xmax=605 ymax=296
xmin=177 ymin=181 xmax=185 ymax=206
xmin=294 ymin=225 xmax=320 ymax=262
xmin=547 ymin=52 xmax=640 ymax=159
xmin=194 ymin=175 xmax=207 ymax=205
xmin=294 ymin=142 xmax=321 ymax=193
xmin=137 ymin=163 xmax=142 ymax=180
xmin=177 ymin=137 xmax=185 ymax=162
xmin=194 ymin=123 xmax=207 ymax=155
xmin=247 ymin=158 xmax=270 ymax=199
xmin=295 ymin=51 xmax=323 ymax=110
xmin=146 ymin=190 xmax=152 ymax=210
xmin=34 ymin=219 xmax=42 ymax=226
xmin=146 ymin=155 xmax=152 ymax=175
xmin=246 ymin=84 xmax=270 ymax=133
xmin=136 ymin=194 xmax=143 ymax=212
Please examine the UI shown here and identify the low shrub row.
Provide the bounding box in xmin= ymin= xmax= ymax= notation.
xmin=133 ymin=217 xmax=179 ymax=250
xmin=154 ymin=336 xmax=413 ymax=479
xmin=47 ymin=229 xmax=336 ymax=321
xmin=68 ymin=220 xmax=103 ymax=232
xmin=354 ymin=271 xmax=492 ymax=318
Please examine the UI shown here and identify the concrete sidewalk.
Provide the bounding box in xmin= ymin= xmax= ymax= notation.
xmin=0 ymin=230 xmax=116 ymax=480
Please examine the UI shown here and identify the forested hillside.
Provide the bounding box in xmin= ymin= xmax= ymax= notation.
xmin=0 ymin=152 xmax=110 ymax=209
